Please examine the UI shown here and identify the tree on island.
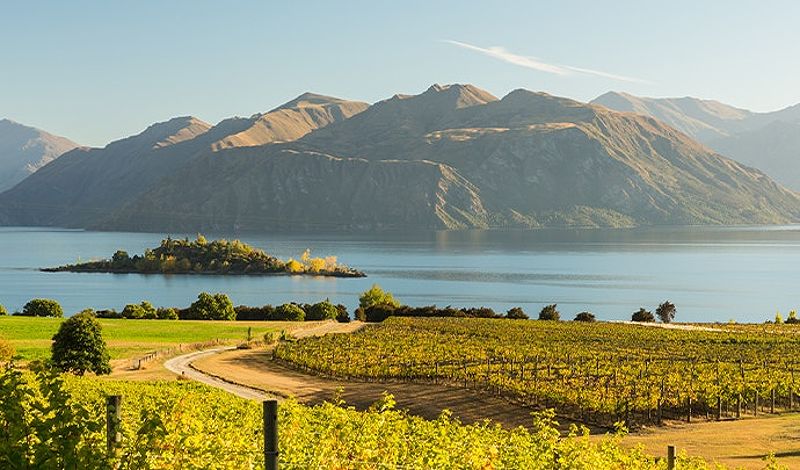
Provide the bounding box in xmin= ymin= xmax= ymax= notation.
xmin=538 ymin=304 xmax=560 ymax=321
xmin=51 ymin=311 xmax=111 ymax=376
xmin=632 ymin=308 xmax=655 ymax=323
xmin=656 ymin=301 xmax=676 ymax=323
xmin=21 ymin=299 xmax=63 ymax=318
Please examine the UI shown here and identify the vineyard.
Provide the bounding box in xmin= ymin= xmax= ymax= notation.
xmin=274 ymin=317 xmax=800 ymax=428
xmin=0 ymin=367 xmax=732 ymax=469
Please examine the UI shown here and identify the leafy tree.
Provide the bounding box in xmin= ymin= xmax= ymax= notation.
xmin=51 ymin=311 xmax=111 ymax=375
xmin=775 ymin=311 xmax=784 ymax=324
xmin=364 ymin=303 xmax=397 ymax=322
xmin=186 ymin=293 xmax=236 ymax=320
xmin=574 ymin=312 xmax=596 ymax=322
xmin=306 ymin=300 xmax=339 ymax=321
xmin=359 ymin=284 xmax=400 ymax=310
xmin=111 ymin=250 xmax=132 ymax=269
xmin=275 ymin=303 xmax=305 ymax=321
xmin=156 ymin=307 xmax=179 ymax=320
xmin=94 ymin=309 xmax=120 ymax=319
xmin=122 ymin=301 xmax=157 ymax=319
xmin=122 ymin=303 xmax=144 ymax=319
xmin=631 ymin=308 xmax=655 ymax=322
xmin=0 ymin=304 xmax=6 ymax=316
xmin=506 ymin=307 xmax=529 ymax=320
xmin=538 ymin=304 xmax=560 ymax=321
xmin=787 ymin=310 xmax=800 ymax=324
xmin=655 ymin=301 xmax=676 ymax=324
xmin=22 ymin=299 xmax=63 ymax=318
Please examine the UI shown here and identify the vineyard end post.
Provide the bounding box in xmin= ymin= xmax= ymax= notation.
xmin=264 ymin=399 xmax=279 ymax=470
xmin=667 ymin=445 xmax=676 ymax=470
xmin=106 ymin=395 xmax=122 ymax=455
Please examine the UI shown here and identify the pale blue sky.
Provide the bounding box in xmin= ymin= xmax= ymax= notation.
xmin=2 ymin=0 xmax=798 ymax=146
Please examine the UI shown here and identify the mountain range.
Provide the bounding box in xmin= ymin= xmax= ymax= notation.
xmin=2 ymin=84 xmax=800 ymax=231
xmin=592 ymin=92 xmax=800 ymax=190
xmin=0 ymin=119 xmax=80 ymax=192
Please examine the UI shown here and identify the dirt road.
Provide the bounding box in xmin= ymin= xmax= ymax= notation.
xmin=163 ymin=320 xmax=544 ymax=429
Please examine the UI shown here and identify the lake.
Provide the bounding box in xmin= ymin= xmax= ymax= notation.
xmin=1 ymin=225 xmax=799 ymax=323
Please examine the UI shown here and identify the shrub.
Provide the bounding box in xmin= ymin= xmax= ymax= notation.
xmin=306 ymin=300 xmax=339 ymax=321
xmin=263 ymin=331 xmax=280 ymax=344
xmin=359 ymin=284 xmax=399 ymax=310
xmin=656 ymin=301 xmax=676 ymax=323
xmin=275 ymin=303 xmax=305 ymax=321
xmin=0 ymin=338 xmax=13 ymax=361
xmin=156 ymin=307 xmax=179 ymax=320
xmin=632 ymin=308 xmax=655 ymax=322
xmin=538 ymin=304 xmax=560 ymax=321
xmin=462 ymin=307 xmax=497 ymax=318
xmin=506 ymin=307 xmax=528 ymax=320
xmin=0 ymin=304 xmax=6 ymax=315
xmin=335 ymin=304 xmax=350 ymax=323
xmin=574 ymin=312 xmax=596 ymax=322
xmin=95 ymin=309 xmax=120 ymax=319
xmin=51 ymin=311 xmax=111 ymax=375
xmin=235 ymin=305 xmax=277 ymax=321
xmin=354 ymin=307 xmax=366 ymax=322
xmin=122 ymin=301 xmax=157 ymax=319
xmin=121 ymin=303 xmax=144 ymax=319
xmin=21 ymin=299 xmax=63 ymax=318
xmin=364 ymin=303 xmax=397 ymax=323
xmin=184 ymin=292 xmax=236 ymax=320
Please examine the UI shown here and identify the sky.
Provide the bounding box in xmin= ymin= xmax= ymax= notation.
xmin=2 ymin=0 xmax=799 ymax=147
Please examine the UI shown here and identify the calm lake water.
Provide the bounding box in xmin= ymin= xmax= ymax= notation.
xmin=1 ymin=226 xmax=799 ymax=323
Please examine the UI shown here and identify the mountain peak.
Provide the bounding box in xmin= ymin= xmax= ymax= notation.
xmin=210 ymin=94 xmax=369 ymax=150
xmin=105 ymin=116 xmax=212 ymax=152
xmin=274 ymin=92 xmax=366 ymax=112
xmin=420 ymin=83 xmax=498 ymax=108
xmin=0 ymin=119 xmax=80 ymax=191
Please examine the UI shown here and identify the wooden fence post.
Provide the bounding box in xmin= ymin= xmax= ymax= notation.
xmin=686 ymin=396 xmax=692 ymax=423
xmin=736 ymin=393 xmax=742 ymax=419
xmin=771 ymin=388 xmax=776 ymax=414
xmin=264 ymin=400 xmax=279 ymax=470
xmin=106 ymin=395 xmax=122 ymax=455
xmin=755 ymin=391 xmax=759 ymax=416
xmin=667 ymin=445 xmax=676 ymax=470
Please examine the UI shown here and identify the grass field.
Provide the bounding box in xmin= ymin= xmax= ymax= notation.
xmin=0 ymin=316 xmax=299 ymax=361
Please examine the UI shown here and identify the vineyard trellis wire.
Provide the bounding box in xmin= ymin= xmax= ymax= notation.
xmin=274 ymin=317 xmax=800 ymax=428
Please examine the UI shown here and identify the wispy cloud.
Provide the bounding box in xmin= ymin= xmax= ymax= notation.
xmin=444 ymin=40 xmax=651 ymax=84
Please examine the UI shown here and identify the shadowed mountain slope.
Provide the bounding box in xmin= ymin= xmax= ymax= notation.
xmin=0 ymin=119 xmax=80 ymax=192
xmin=593 ymin=92 xmax=800 ymax=190
xmin=0 ymin=94 xmax=367 ymax=227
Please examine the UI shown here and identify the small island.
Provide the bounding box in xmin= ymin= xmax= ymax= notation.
xmin=42 ymin=235 xmax=365 ymax=278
